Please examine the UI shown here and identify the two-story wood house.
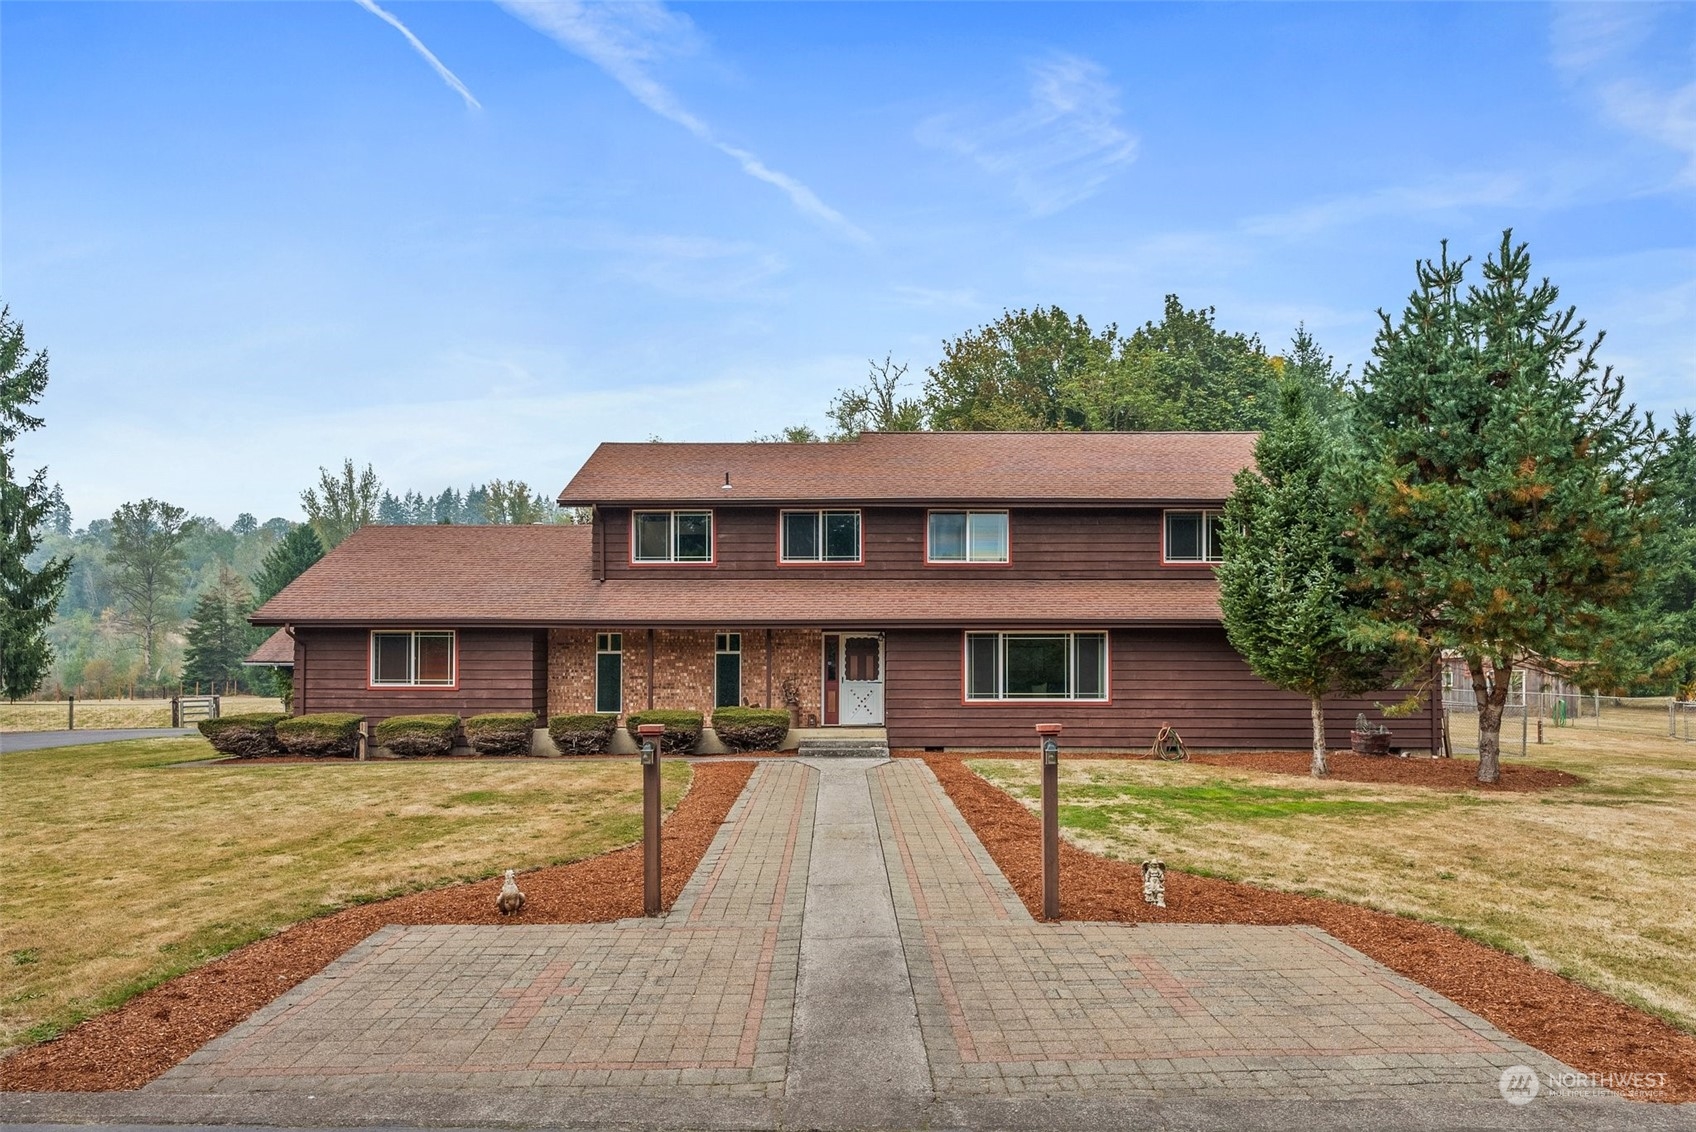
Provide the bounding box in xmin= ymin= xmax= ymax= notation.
xmin=250 ymin=432 xmax=1435 ymax=752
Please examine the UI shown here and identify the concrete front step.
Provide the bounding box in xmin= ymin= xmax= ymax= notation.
xmin=796 ymin=738 xmax=891 ymax=759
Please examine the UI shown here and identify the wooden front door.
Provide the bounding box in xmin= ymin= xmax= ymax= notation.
xmin=822 ymin=634 xmax=840 ymax=725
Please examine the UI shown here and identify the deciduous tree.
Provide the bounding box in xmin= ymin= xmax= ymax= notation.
xmin=1348 ymin=232 xmax=1661 ymax=783
xmin=0 ymin=306 xmax=72 ymax=699
xmin=300 ymin=459 xmax=381 ymax=548
xmin=107 ymin=498 xmax=195 ymax=677
xmin=924 ymin=306 xmax=1113 ymax=431
xmin=829 ymin=355 xmax=927 ymax=437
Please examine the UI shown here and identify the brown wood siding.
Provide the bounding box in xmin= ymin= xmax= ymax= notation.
xmin=598 ymin=506 xmax=1202 ymax=582
xmin=293 ymin=628 xmax=545 ymax=725
xmin=884 ymin=628 xmax=1435 ymax=752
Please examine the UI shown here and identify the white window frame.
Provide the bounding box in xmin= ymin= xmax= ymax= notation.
xmin=631 ymin=509 xmax=715 ymax=564
xmin=369 ymin=630 xmax=457 ymax=688
xmin=779 ymin=509 xmax=863 ymax=563
xmin=962 ymin=631 xmax=1109 ymax=702
xmin=926 ymin=510 xmax=1011 ymax=564
xmin=1162 ymin=509 xmax=1225 ymax=564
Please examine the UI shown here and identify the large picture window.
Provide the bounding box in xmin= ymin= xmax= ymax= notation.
xmin=633 ymin=510 xmax=713 ymax=563
xmin=963 ymin=632 xmax=1107 ymax=701
xmin=1164 ymin=510 xmax=1225 ymax=563
xmin=927 ymin=511 xmax=1009 ymax=563
xmin=780 ymin=510 xmax=861 ymax=562
xmin=370 ymin=630 xmax=456 ymax=687
xmin=595 ymin=633 xmax=622 ymax=714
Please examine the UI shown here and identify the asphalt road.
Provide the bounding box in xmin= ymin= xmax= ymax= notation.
xmin=0 ymin=728 xmax=198 ymax=753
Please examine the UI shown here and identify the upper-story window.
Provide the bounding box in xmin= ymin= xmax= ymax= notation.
xmin=633 ymin=510 xmax=713 ymax=563
xmin=370 ymin=630 xmax=455 ymax=687
xmin=781 ymin=510 xmax=861 ymax=563
xmin=927 ymin=510 xmax=1009 ymax=564
xmin=1164 ymin=509 xmax=1224 ymax=563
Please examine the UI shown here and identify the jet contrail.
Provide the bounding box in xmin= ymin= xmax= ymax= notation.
xmin=353 ymin=0 xmax=482 ymax=111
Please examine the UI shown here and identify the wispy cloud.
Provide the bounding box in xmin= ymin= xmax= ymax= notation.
xmin=496 ymin=0 xmax=867 ymax=243
xmin=1239 ymin=173 xmax=1529 ymax=239
xmin=1551 ymin=4 xmax=1696 ymax=185
xmin=917 ymin=53 xmax=1138 ymax=216
xmin=352 ymin=0 xmax=481 ymax=110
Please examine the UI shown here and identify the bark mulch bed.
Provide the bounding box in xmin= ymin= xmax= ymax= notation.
xmin=921 ymin=754 xmax=1695 ymax=1104
xmin=0 ymin=761 xmax=753 ymax=1094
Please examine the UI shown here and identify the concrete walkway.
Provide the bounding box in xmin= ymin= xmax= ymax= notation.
xmin=4 ymin=758 xmax=1687 ymax=1131
xmin=0 ymin=728 xmax=197 ymax=752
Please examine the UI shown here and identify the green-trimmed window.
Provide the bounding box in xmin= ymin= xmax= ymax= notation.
xmin=595 ymin=633 xmax=622 ymax=714
xmin=715 ymin=633 xmax=741 ymax=709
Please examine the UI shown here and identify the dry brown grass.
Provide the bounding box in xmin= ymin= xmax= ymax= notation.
xmin=972 ymin=703 xmax=1696 ymax=1034
xmin=0 ymin=737 xmax=689 ymax=1049
xmin=0 ymin=696 xmax=285 ymax=733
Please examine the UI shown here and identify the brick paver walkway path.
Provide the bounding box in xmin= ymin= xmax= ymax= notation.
xmin=71 ymin=756 xmax=1629 ymax=1129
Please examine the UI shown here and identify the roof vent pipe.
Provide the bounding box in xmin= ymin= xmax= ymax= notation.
xmin=722 ymin=472 xmax=733 ymax=491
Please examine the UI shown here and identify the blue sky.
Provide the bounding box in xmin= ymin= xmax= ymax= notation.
xmin=4 ymin=1 xmax=1693 ymax=524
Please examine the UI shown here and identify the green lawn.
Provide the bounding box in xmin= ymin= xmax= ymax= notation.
xmin=972 ymin=707 xmax=1696 ymax=1034
xmin=0 ymin=737 xmax=688 ymax=1049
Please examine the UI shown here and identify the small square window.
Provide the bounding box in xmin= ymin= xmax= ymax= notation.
xmin=1164 ymin=510 xmax=1223 ymax=563
xmin=633 ymin=511 xmax=713 ymax=563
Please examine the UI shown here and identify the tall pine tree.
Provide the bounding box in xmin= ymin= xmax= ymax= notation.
xmin=1349 ymin=232 xmax=1661 ymax=783
xmin=0 ymin=307 xmax=73 ymax=699
xmin=252 ymin=523 xmax=323 ymax=605
xmin=1219 ymin=360 xmax=1385 ymax=776
xmin=182 ymin=567 xmax=257 ymax=692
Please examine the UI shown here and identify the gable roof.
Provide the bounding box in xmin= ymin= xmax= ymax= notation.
xmin=558 ymin=431 xmax=1258 ymax=507
xmin=243 ymin=627 xmax=295 ymax=667
xmin=249 ymin=523 xmax=1222 ymax=628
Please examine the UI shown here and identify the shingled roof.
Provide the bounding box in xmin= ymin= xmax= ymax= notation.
xmin=249 ymin=524 xmax=1222 ymax=628
xmin=243 ymin=628 xmax=295 ymax=666
xmin=558 ymin=431 xmax=1258 ymax=507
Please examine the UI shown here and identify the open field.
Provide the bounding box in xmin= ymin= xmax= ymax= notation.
xmin=0 ymin=696 xmax=285 ymax=733
xmin=0 ymin=737 xmax=690 ymax=1050
xmin=972 ymin=706 xmax=1696 ymax=1034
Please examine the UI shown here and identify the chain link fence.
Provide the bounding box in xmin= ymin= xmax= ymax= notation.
xmin=1440 ymin=693 xmax=1691 ymax=757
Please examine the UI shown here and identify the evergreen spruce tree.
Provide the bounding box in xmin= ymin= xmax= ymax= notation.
xmin=251 ymin=523 xmax=323 ymax=605
xmin=1219 ymin=367 xmax=1385 ymax=776
xmin=0 ymin=306 xmax=72 ymax=699
xmin=1349 ymin=232 xmax=1660 ymax=783
xmin=182 ymin=567 xmax=256 ymax=692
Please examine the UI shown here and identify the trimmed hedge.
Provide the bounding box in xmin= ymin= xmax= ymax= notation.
xmin=198 ymin=713 xmax=289 ymax=758
xmin=624 ymin=709 xmax=703 ymax=755
xmin=274 ymin=712 xmax=364 ymax=757
xmin=373 ymin=714 xmax=460 ymax=757
xmin=465 ymin=712 xmax=537 ymax=756
xmin=548 ymin=713 xmax=619 ymax=756
xmin=710 ymin=707 xmax=790 ymax=753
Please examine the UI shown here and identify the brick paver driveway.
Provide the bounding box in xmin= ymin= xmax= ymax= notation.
xmin=8 ymin=758 xmax=1679 ymax=1131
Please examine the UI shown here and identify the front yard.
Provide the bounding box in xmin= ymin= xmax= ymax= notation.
xmin=972 ymin=707 xmax=1696 ymax=1035
xmin=0 ymin=737 xmax=689 ymax=1050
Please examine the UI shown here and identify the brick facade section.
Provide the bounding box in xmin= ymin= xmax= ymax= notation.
xmin=548 ymin=627 xmax=823 ymax=725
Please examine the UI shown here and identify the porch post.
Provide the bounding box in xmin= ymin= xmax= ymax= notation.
xmin=1037 ymin=723 xmax=1063 ymax=921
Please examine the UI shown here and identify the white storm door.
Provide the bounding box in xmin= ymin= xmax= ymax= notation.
xmin=839 ymin=635 xmax=884 ymax=725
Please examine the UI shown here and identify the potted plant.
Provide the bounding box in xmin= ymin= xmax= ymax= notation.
xmin=1350 ymin=712 xmax=1391 ymax=756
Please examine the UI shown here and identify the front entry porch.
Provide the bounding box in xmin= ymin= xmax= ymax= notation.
xmin=822 ymin=632 xmax=885 ymax=727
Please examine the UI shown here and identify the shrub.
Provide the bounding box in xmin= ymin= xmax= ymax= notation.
xmin=274 ymin=712 xmax=364 ymax=757
xmin=465 ymin=712 xmax=537 ymax=756
xmin=373 ymin=714 xmax=460 ymax=757
xmin=198 ymin=713 xmax=289 ymax=758
xmin=548 ymin=713 xmax=619 ymax=755
xmin=711 ymin=707 xmax=790 ymax=753
xmin=624 ymin=709 xmax=703 ymax=755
